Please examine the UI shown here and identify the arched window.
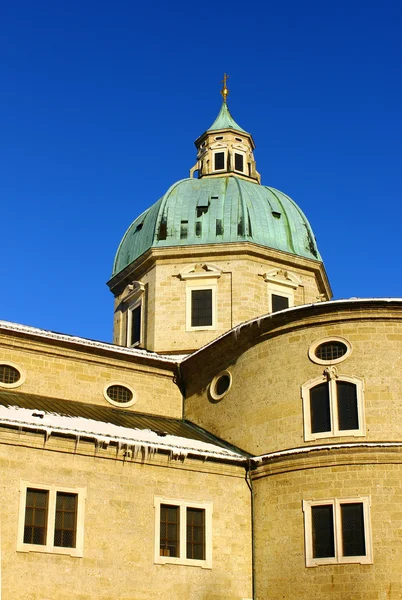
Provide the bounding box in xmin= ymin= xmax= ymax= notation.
xmin=301 ymin=372 xmax=365 ymax=441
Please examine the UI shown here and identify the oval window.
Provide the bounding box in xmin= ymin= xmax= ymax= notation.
xmin=210 ymin=370 xmax=232 ymax=401
xmin=0 ymin=363 xmax=25 ymax=388
xmin=104 ymin=383 xmax=136 ymax=407
xmin=308 ymin=337 xmax=352 ymax=365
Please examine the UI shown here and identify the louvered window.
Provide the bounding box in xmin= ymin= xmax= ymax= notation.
xmin=304 ymin=498 xmax=371 ymax=566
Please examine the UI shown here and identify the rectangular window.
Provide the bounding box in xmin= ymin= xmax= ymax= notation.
xmin=214 ymin=152 xmax=225 ymax=171
xmin=271 ymin=294 xmax=289 ymax=313
xmin=234 ymin=153 xmax=244 ymax=172
xmin=303 ymin=497 xmax=372 ymax=566
xmin=54 ymin=492 xmax=77 ymax=548
xmin=191 ymin=289 xmax=213 ymax=328
xmin=128 ymin=302 xmax=142 ymax=347
xmin=302 ymin=376 xmax=365 ymax=441
xmin=186 ymin=507 xmax=205 ymax=560
xmin=23 ymin=488 xmax=48 ymax=545
xmin=160 ymin=504 xmax=180 ymax=557
xmin=18 ymin=482 xmax=85 ymax=557
xmin=154 ymin=497 xmax=212 ymax=568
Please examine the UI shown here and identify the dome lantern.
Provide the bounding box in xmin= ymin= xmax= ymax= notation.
xmin=190 ymin=75 xmax=261 ymax=183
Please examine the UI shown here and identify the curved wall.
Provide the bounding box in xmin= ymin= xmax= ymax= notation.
xmin=183 ymin=302 xmax=402 ymax=454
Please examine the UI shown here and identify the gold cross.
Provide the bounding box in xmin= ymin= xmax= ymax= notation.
xmin=221 ymin=73 xmax=229 ymax=102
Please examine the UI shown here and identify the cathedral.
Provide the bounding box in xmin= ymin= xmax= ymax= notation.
xmin=0 ymin=78 xmax=401 ymax=599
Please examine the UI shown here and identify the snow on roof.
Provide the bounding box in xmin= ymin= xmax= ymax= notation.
xmin=182 ymin=297 xmax=402 ymax=362
xmin=0 ymin=405 xmax=245 ymax=462
xmin=0 ymin=320 xmax=183 ymax=365
xmin=253 ymin=441 xmax=402 ymax=464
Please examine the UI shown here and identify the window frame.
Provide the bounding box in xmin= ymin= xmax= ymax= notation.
xmin=233 ymin=151 xmax=246 ymax=174
xmin=18 ymin=481 xmax=86 ymax=557
xmin=186 ymin=283 xmax=217 ymax=331
xmin=127 ymin=298 xmax=143 ymax=348
xmin=212 ymin=150 xmax=226 ymax=172
xmin=103 ymin=381 xmax=137 ymax=408
xmin=0 ymin=361 xmax=26 ymax=389
xmin=154 ymin=496 xmax=212 ymax=569
xmin=301 ymin=374 xmax=365 ymax=441
xmin=308 ymin=336 xmax=352 ymax=365
xmin=266 ymin=281 xmax=295 ymax=313
xmin=303 ymin=497 xmax=373 ymax=567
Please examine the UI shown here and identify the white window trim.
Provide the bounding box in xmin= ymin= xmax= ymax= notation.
xmin=212 ymin=149 xmax=227 ymax=172
xmin=154 ymin=496 xmax=212 ymax=569
xmin=209 ymin=370 xmax=232 ymax=401
xmin=303 ymin=496 xmax=373 ymax=567
xmin=186 ymin=282 xmax=217 ymax=331
xmin=103 ymin=381 xmax=137 ymax=408
xmin=301 ymin=374 xmax=365 ymax=441
xmin=267 ymin=282 xmax=294 ymax=313
xmin=308 ymin=336 xmax=353 ymax=365
xmin=0 ymin=361 xmax=26 ymax=389
xmin=127 ymin=298 xmax=143 ymax=347
xmin=17 ymin=481 xmax=86 ymax=557
xmin=233 ymin=150 xmax=246 ymax=174
xmin=123 ymin=281 xmax=145 ymax=348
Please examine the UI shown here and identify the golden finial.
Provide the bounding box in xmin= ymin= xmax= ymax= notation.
xmin=221 ymin=73 xmax=229 ymax=103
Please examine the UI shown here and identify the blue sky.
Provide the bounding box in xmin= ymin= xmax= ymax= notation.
xmin=1 ymin=1 xmax=401 ymax=342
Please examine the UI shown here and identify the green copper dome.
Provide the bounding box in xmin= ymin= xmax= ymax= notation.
xmin=112 ymin=177 xmax=321 ymax=277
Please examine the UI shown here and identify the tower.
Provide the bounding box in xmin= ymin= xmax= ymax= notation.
xmin=108 ymin=80 xmax=332 ymax=354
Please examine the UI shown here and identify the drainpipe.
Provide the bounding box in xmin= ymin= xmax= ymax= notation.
xmin=246 ymin=459 xmax=256 ymax=600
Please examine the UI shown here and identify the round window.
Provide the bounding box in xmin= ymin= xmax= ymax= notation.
xmin=104 ymin=383 xmax=136 ymax=407
xmin=209 ymin=370 xmax=232 ymax=401
xmin=0 ymin=363 xmax=25 ymax=388
xmin=308 ymin=337 xmax=352 ymax=365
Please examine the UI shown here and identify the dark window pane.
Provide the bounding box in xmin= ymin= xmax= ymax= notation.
xmin=54 ymin=492 xmax=77 ymax=548
xmin=312 ymin=504 xmax=335 ymax=558
xmin=160 ymin=504 xmax=179 ymax=557
xmin=234 ymin=153 xmax=244 ymax=172
xmin=180 ymin=220 xmax=188 ymax=239
xmin=310 ymin=383 xmax=331 ymax=433
xmin=271 ymin=294 xmax=289 ymax=313
xmin=186 ymin=508 xmax=205 ymax=560
xmin=215 ymin=374 xmax=230 ymax=397
xmin=130 ymin=305 xmax=141 ymax=346
xmin=23 ymin=489 xmax=48 ymax=545
xmin=107 ymin=384 xmax=133 ymax=404
xmin=0 ymin=364 xmax=20 ymax=384
xmin=315 ymin=341 xmax=347 ymax=361
xmin=337 ymin=381 xmax=359 ymax=430
xmin=191 ymin=289 xmax=213 ymax=327
xmin=341 ymin=503 xmax=366 ymax=556
xmin=214 ymin=152 xmax=225 ymax=170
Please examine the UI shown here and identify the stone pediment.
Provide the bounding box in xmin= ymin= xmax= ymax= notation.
xmin=179 ymin=263 xmax=222 ymax=281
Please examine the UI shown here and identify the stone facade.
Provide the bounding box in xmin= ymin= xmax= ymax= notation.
xmin=2 ymin=92 xmax=401 ymax=600
xmin=111 ymin=243 xmax=331 ymax=354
